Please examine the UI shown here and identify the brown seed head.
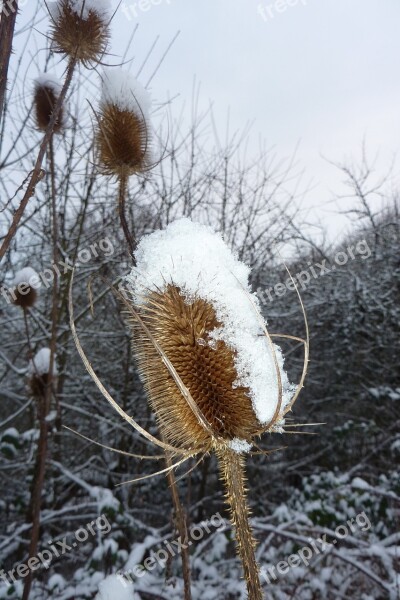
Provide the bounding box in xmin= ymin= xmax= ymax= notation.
xmin=128 ymin=285 xmax=261 ymax=451
xmin=96 ymin=103 xmax=151 ymax=178
xmin=34 ymin=81 xmax=64 ymax=133
xmin=50 ymin=0 xmax=110 ymax=64
xmin=13 ymin=286 xmax=37 ymax=309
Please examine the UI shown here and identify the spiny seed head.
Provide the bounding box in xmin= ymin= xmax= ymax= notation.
xmin=49 ymin=0 xmax=111 ymax=65
xmin=96 ymin=104 xmax=150 ymax=178
xmin=128 ymin=285 xmax=261 ymax=451
xmin=12 ymin=267 xmax=39 ymax=309
xmin=125 ymin=219 xmax=295 ymax=454
xmin=34 ymin=74 xmax=64 ymax=133
xmin=96 ymin=69 xmax=152 ymax=178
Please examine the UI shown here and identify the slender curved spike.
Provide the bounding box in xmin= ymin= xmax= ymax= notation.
xmin=249 ymin=445 xmax=287 ymax=456
xmin=115 ymin=453 xmax=193 ymax=486
xmin=63 ymin=425 xmax=165 ymax=460
xmin=280 ymin=422 xmax=325 ymax=428
xmin=173 ymin=451 xmax=208 ymax=485
xmin=270 ymin=333 xmax=307 ymax=345
xmin=280 ymin=262 xmax=310 ymax=416
xmin=68 ymin=269 xmax=187 ymax=455
xmin=282 ymin=431 xmax=317 ymax=435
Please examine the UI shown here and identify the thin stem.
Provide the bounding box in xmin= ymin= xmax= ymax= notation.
xmin=217 ymin=447 xmax=263 ymax=600
xmin=118 ymin=172 xmax=136 ymax=260
xmin=165 ymin=449 xmax=192 ymax=600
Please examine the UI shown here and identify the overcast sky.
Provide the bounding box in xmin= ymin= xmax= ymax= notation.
xmin=13 ymin=0 xmax=400 ymax=241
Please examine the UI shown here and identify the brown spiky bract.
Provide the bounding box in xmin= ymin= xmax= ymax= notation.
xmin=96 ymin=104 xmax=150 ymax=178
xmin=128 ymin=284 xmax=261 ymax=450
xmin=34 ymin=85 xmax=63 ymax=133
xmin=50 ymin=1 xmax=110 ymax=64
xmin=13 ymin=287 xmax=37 ymax=309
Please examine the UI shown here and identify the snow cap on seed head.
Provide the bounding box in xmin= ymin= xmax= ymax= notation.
xmin=125 ymin=218 xmax=295 ymax=454
xmin=28 ymin=348 xmax=58 ymax=399
xmin=96 ymin=68 xmax=152 ymax=178
xmin=33 ymin=73 xmax=65 ymax=133
xmin=12 ymin=267 xmax=40 ymax=309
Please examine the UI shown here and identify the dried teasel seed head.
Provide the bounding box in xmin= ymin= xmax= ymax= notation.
xmin=33 ymin=73 xmax=65 ymax=133
xmin=125 ymin=218 xmax=295 ymax=453
xmin=12 ymin=267 xmax=40 ymax=309
xmin=48 ymin=0 xmax=111 ymax=65
xmin=28 ymin=348 xmax=58 ymax=399
xmin=96 ymin=69 xmax=152 ymax=178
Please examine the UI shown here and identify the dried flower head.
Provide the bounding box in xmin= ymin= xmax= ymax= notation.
xmin=34 ymin=73 xmax=65 ymax=133
xmin=12 ymin=267 xmax=40 ymax=309
xmin=28 ymin=348 xmax=58 ymax=399
xmin=95 ymin=69 xmax=152 ymax=178
xmin=125 ymin=219 xmax=295 ymax=454
xmin=48 ymin=0 xmax=111 ymax=65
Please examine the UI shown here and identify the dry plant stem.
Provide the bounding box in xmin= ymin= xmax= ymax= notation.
xmin=0 ymin=0 xmax=18 ymax=128
xmin=0 ymin=57 xmax=76 ymax=260
xmin=22 ymin=138 xmax=59 ymax=600
xmin=217 ymin=447 xmax=263 ymax=600
xmin=22 ymin=395 xmax=49 ymax=600
xmin=118 ymin=173 xmax=135 ymax=259
xmin=47 ymin=137 xmax=61 ymax=427
xmin=165 ymin=449 xmax=192 ymax=600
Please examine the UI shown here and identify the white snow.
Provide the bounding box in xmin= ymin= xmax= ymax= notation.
xmin=95 ymin=574 xmax=138 ymax=600
xmin=28 ymin=348 xmax=58 ymax=376
xmin=351 ymin=477 xmax=370 ymax=490
xmin=48 ymin=574 xmax=66 ymax=591
xmin=34 ymin=73 xmax=63 ymax=95
xmin=13 ymin=267 xmax=40 ymax=288
xmin=126 ymin=218 xmax=294 ymax=428
xmin=101 ymin=69 xmax=151 ymax=121
xmin=229 ymin=438 xmax=252 ymax=453
xmin=49 ymin=0 xmax=111 ymax=22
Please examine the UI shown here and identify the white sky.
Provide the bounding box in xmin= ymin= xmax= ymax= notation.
xmin=10 ymin=0 xmax=400 ymax=241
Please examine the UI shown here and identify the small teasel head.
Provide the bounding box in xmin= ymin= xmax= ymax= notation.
xmin=95 ymin=69 xmax=152 ymax=178
xmin=48 ymin=0 xmax=111 ymax=65
xmin=33 ymin=73 xmax=65 ymax=133
xmin=124 ymin=218 xmax=295 ymax=454
xmin=12 ymin=267 xmax=40 ymax=310
xmin=29 ymin=348 xmax=58 ymax=400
